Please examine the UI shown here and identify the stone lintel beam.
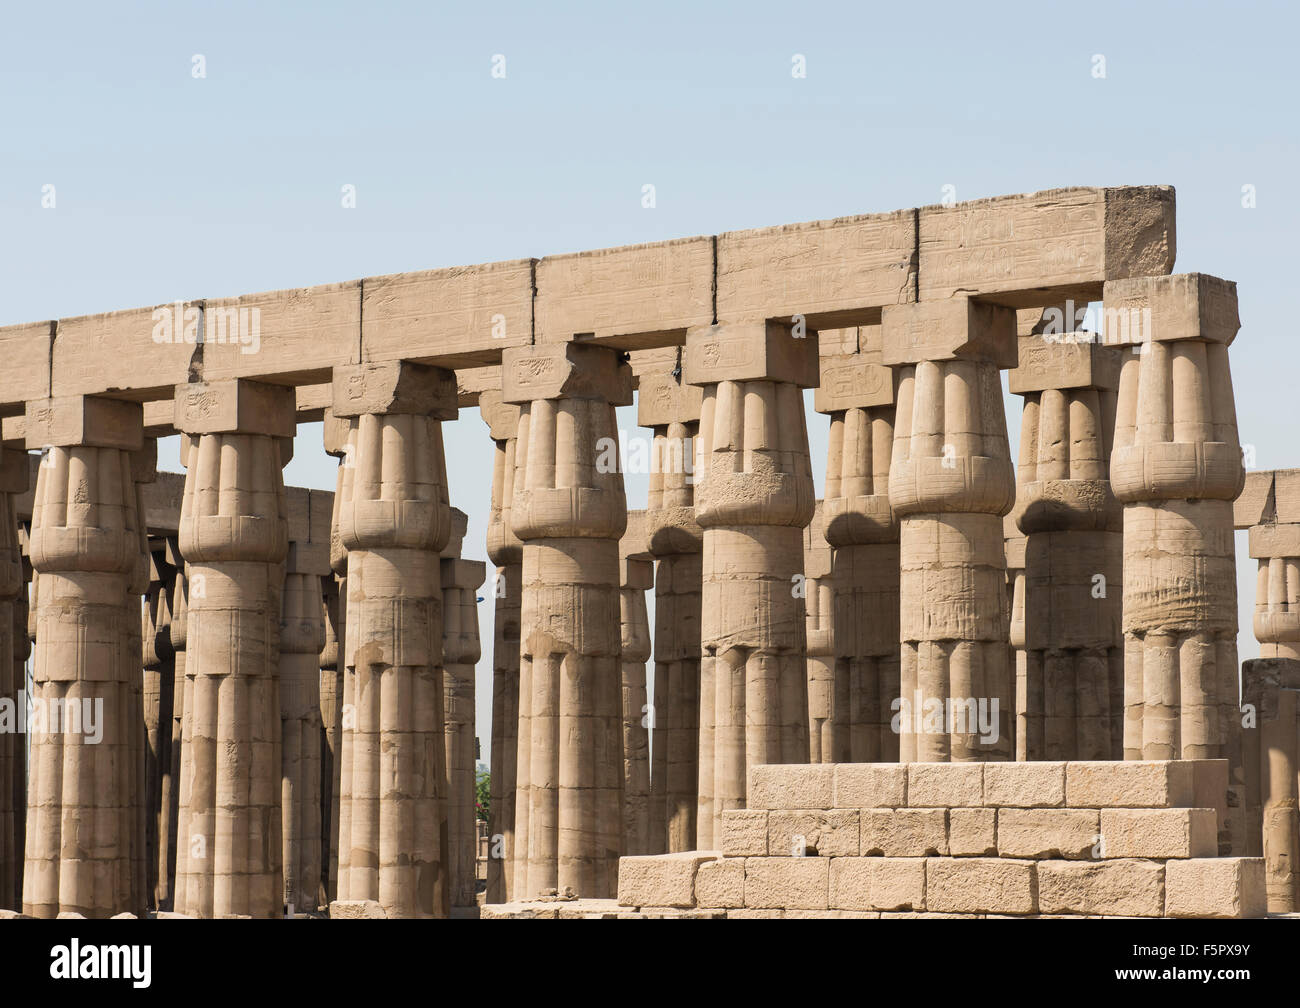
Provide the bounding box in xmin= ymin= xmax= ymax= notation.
xmin=919 ymin=185 xmax=1176 ymax=306
xmin=174 ymin=379 xmax=296 ymax=437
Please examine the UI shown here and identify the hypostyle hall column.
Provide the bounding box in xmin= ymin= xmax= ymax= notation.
xmin=126 ymin=445 xmax=154 ymax=917
xmin=803 ymin=503 xmax=835 ymax=762
xmin=618 ymin=536 xmax=653 ymax=857
xmin=881 ymin=298 xmax=1017 ymax=762
xmin=817 ymin=327 xmax=901 ymax=763
xmin=1011 ymin=333 xmax=1125 ymax=760
xmin=0 ymin=448 xmax=28 ymax=912
xmin=1239 ymin=472 xmax=1300 ymax=909
xmin=1005 ymin=518 xmax=1030 ymax=760
xmin=479 ymin=390 xmax=522 ymax=902
xmin=280 ymin=537 xmax=327 ymax=915
xmin=333 ymin=361 xmax=454 ymax=919
xmin=23 ymin=395 xmax=143 ymax=918
xmin=174 ymin=379 xmax=292 ymax=918
xmin=1106 ymin=274 xmax=1245 ymax=853
xmin=319 ymin=408 xmax=350 ymax=907
xmin=685 ymin=321 xmax=816 ymax=845
xmin=162 ymin=539 xmax=187 ymax=912
xmin=505 ymin=343 xmax=629 ymax=899
xmin=638 ymin=368 xmax=702 ymax=855
xmin=143 ymin=543 xmax=175 ymax=912
xmin=441 ymin=537 xmax=485 ymax=909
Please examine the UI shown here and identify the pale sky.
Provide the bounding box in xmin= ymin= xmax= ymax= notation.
xmin=3 ymin=0 xmax=1297 ymax=762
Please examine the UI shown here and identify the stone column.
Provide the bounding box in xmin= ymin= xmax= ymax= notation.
xmin=505 ymin=343 xmax=628 ymax=899
xmin=1239 ymin=472 xmax=1300 ymax=909
xmin=126 ymin=446 xmax=153 ymax=917
xmin=280 ymin=538 xmax=327 ymax=915
xmin=333 ymin=361 xmax=454 ymax=918
xmin=639 ymin=368 xmax=702 ymax=855
xmin=685 ymin=321 xmax=816 ymax=845
xmin=317 ymin=574 xmax=342 ymax=909
xmin=161 ymin=539 xmax=186 ymax=912
xmin=174 ymin=380 xmax=291 ymax=918
xmin=0 ymin=448 xmax=28 ymax=912
xmin=441 ymin=535 xmax=485 ymax=909
xmin=881 ymin=298 xmax=1017 ymax=762
xmin=319 ymin=408 xmax=349 ymax=907
xmin=618 ymin=535 xmax=653 ymax=857
xmin=1011 ymin=333 xmax=1125 ymax=760
xmin=143 ymin=543 xmax=175 ymax=911
xmin=1106 ymin=274 xmax=1245 ymax=853
xmin=817 ymin=329 xmax=901 ymax=763
xmin=479 ymin=390 xmax=522 ymax=902
xmin=1241 ymin=659 xmax=1299 ymax=912
xmin=804 ymin=503 xmax=835 ymax=762
xmin=23 ymin=395 xmax=143 ymax=918
xmin=1005 ymin=518 xmax=1030 ymax=760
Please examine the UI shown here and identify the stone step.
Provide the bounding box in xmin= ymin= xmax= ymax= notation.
xmin=746 ymin=759 xmax=1228 ymax=813
xmin=615 ymin=850 xmax=1267 ymax=918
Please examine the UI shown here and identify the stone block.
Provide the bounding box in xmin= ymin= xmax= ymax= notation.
xmin=748 ymin=764 xmax=834 ymax=810
xmin=768 ymin=810 xmax=860 ymax=857
xmin=829 ymin=857 xmax=926 ymax=912
xmin=1036 ymin=859 xmax=1165 ymax=917
xmin=616 ymin=852 xmax=720 ymax=908
xmin=1100 ymin=808 xmax=1218 ymax=859
xmin=1065 ymin=760 xmax=1194 ymax=809
xmin=743 ymin=857 xmax=829 ymax=910
xmin=1008 ymin=335 xmax=1122 ymax=394
xmin=907 ymin=763 xmax=983 ymax=808
xmin=833 ymin=764 xmax=907 ymax=809
xmin=683 ymin=321 xmax=820 ymax=388
xmin=925 ymin=858 xmax=1036 ymax=915
xmin=881 ymin=298 xmax=1018 ymax=368
xmin=174 ymin=379 xmax=296 ymax=437
xmin=861 ymin=808 xmax=948 ymax=857
xmin=814 ymin=352 xmax=895 ymax=413
xmin=948 ymin=808 xmax=997 ymax=857
xmin=331 ymin=361 xmax=457 ymax=419
xmin=918 ymin=186 xmax=1176 ymax=303
xmin=694 ymin=859 xmax=745 ymax=909
xmin=501 ymin=343 xmax=633 ymax=405
xmin=1164 ymin=858 xmax=1267 ymax=919
xmin=25 ymin=395 xmax=144 ymax=451
xmin=1102 ymin=273 xmax=1238 ymax=347
xmin=720 ymin=809 xmax=768 ymax=856
xmin=983 ymin=761 xmax=1066 ymax=808
xmin=998 ymin=809 xmax=1099 ymax=859
xmin=329 ymin=900 xmax=388 ymax=919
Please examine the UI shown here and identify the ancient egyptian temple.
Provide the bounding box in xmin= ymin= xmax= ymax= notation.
xmin=0 ymin=185 xmax=1291 ymax=919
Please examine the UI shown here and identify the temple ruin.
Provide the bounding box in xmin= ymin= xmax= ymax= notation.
xmin=0 ymin=185 xmax=1289 ymax=919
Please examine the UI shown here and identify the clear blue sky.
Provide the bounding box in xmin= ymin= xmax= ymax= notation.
xmin=4 ymin=0 xmax=1296 ymax=758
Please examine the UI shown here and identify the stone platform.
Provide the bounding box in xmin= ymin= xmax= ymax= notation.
xmin=600 ymin=761 xmax=1266 ymax=919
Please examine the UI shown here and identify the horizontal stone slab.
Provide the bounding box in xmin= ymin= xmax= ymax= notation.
xmin=1100 ymin=808 xmax=1218 ymax=859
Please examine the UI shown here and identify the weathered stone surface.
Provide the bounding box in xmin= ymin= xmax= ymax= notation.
xmin=1036 ymin=860 xmax=1165 ymax=917
xmin=925 ymin=858 xmax=1036 ymax=915
xmin=1164 ymin=858 xmax=1266 ymax=919
xmin=743 ymin=857 xmax=829 ymax=910
xmin=768 ymin=810 xmax=860 ymax=857
xmin=616 ymin=852 xmax=720 ymax=908
xmin=829 ymin=857 xmax=925 ymax=912
xmin=1100 ymin=808 xmax=1218 ymax=859
xmin=834 ymin=765 xmax=907 ymax=809
xmin=861 ymin=809 xmax=948 ymax=857
xmin=997 ymin=809 xmax=1099 ymax=860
